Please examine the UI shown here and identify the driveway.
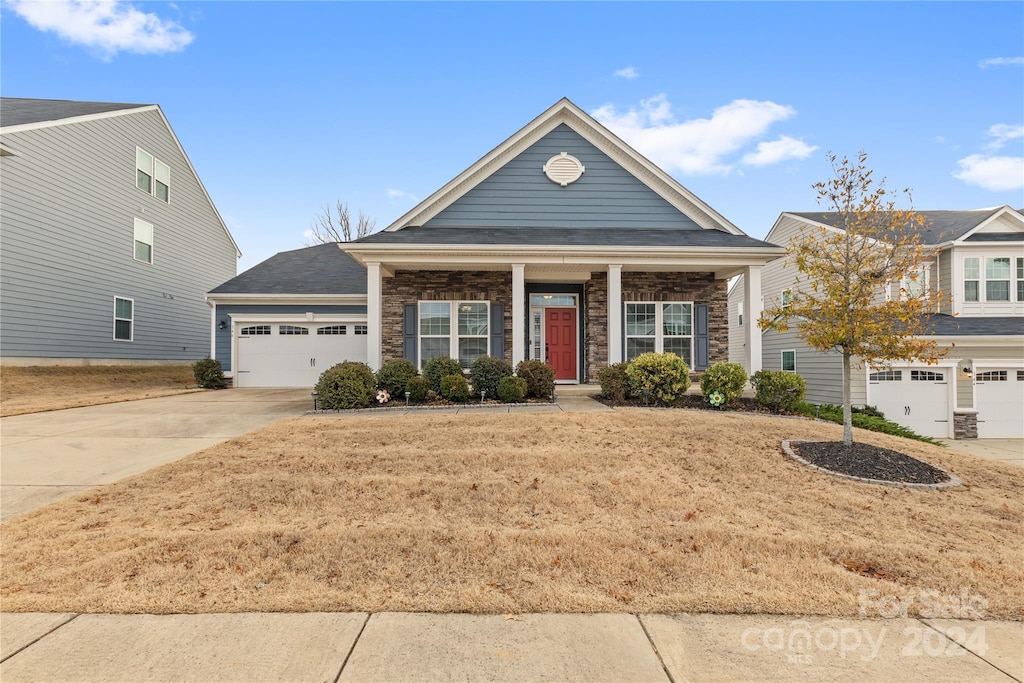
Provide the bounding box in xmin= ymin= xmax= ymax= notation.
xmin=0 ymin=388 xmax=311 ymax=519
xmin=938 ymin=438 xmax=1024 ymax=468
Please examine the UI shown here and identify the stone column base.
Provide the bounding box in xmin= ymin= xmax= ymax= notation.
xmin=953 ymin=410 xmax=978 ymax=440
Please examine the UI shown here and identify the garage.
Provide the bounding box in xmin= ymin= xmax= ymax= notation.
xmin=975 ymin=369 xmax=1024 ymax=438
xmin=234 ymin=321 xmax=368 ymax=388
xmin=867 ymin=367 xmax=952 ymax=439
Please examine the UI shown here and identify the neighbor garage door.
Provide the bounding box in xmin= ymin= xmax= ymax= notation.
xmin=235 ymin=323 xmax=368 ymax=388
xmin=868 ymin=368 xmax=951 ymax=438
xmin=975 ymin=369 xmax=1024 ymax=439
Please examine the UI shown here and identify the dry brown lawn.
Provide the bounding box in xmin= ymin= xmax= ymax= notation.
xmin=0 ymin=365 xmax=199 ymax=416
xmin=2 ymin=410 xmax=1022 ymax=618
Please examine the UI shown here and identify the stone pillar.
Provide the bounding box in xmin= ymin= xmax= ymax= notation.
xmin=953 ymin=410 xmax=978 ymax=439
xmin=743 ymin=265 xmax=763 ymax=375
xmin=607 ymin=265 xmax=622 ymax=365
xmin=366 ymin=262 xmax=382 ymax=371
xmin=512 ymin=264 xmax=525 ymax=368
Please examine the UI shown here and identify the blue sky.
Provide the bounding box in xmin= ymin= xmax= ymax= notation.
xmin=3 ymin=1 xmax=1022 ymax=271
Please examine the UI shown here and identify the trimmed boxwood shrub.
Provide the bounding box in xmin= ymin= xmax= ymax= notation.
xmin=405 ymin=376 xmax=431 ymax=404
xmin=497 ymin=376 xmax=528 ymax=403
xmin=192 ymin=358 xmax=226 ymax=389
xmin=440 ymin=373 xmax=470 ymax=402
xmin=315 ymin=361 xmax=376 ymax=409
xmin=423 ymin=356 xmax=464 ymax=392
xmin=470 ymin=355 xmax=513 ymax=399
xmin=598 ymin=362 xmax=631 ymax=402
xmin=515 ymin=360 xmax=555 ymax=399
xmin=626 ymin=353 xmax=691 ymax=405
xmin=376 ymin=359 xmax=418 ymax=398
xmin=750 ymin=370 xmax=806 ymax=412
xmin=700 ymin=362 xmax=748 ymax=406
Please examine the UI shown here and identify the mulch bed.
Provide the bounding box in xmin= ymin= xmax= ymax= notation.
xmin=594 ymin=395 xmax=777 ymax=414
xmin=790 ymin=441 xmax=951 ymax=485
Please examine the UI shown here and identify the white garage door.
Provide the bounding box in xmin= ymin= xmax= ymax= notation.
xmin=976 ymin=369 xmax=1024 ymax=439
xmin=235 ymin=323 xmax=368 ymax=388
xmin=868 ymin=368 xmax=950 ymax=438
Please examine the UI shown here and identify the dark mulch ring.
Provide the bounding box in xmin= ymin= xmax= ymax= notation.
xmin=791 ymin=440 xmax=951 ymax=485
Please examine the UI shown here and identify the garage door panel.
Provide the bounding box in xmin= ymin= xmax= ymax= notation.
xmin=235 ymin=323 xmax=368 ymax=388
xmin=869 ymin=368 xmax=950 ymax=439
xmin=976 ymin=369 xmax=1024 ymax=439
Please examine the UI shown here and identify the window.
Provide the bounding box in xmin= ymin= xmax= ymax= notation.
xmin=869 ymin=370 xmax=902 ymax=381
xmin=901 ymin=265 xmax=928 ymax=299
xmin=625 ymin=302 xmax=693 ymax=365
xmin=975 ymin=371 xmax=1007 ymax=382
xmin=738 ymin=301 xmax=744 ymax=326
xmin=240 ymin=325 xmax=270 ymax=336
xmin=133 ymin=218 xmax=153 ymax=264
xmin=530 ymin=294 xmax=576 ymax=307
xmin=985 ymin=257 xmax=1011 ymax=301
xmin=781 ymin=289 xmax=793 ymax=308
xmin=354 ymin=325 xmax=368 ymax=335
xmin=136 ymin=147 xmax=169 ymax=202
xmin=317 ymin=325 xmax=346 ymax=335
xmin=963 ymin=257 xmax=980 ymax=302
xmin=417 ymin=301 xmax=488 ymax=369
xmin=279 ymin=325 xmax=309 ymax=335
xmin=911 ymin=370 xmax=943 ymax=381
xmin=113 ymin=297 xmax=133 ymax=341
xmin=781 ymin=350 xmax=796 ymax=372
xmin=1017 ymin=370 xmax=1024 ymax=381
xmin=1018 ymin=258 xmax=1024 ymax=302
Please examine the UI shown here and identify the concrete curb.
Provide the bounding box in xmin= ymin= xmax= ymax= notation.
xmin=781 ymin=439 xmax=963 ymax=490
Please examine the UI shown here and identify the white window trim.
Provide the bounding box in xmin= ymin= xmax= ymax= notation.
xmin=781 ymin=349 xmax=796 ymax=372
xmin=417 ymin=301 xmax=490 ymax=370
xmin=781 ymin=289 xmax=793 ymax=308
xmin=961 ymin=253 xmax=1023 ymax=304
xmin=624 ymin=301 xmax=694 ymax=364
xmin=133 ymin=217 xmax=154 ymax=264
xmin=135 ymin=146 xmax=170 ymax=203
xmin=113 ymin=296 xmax=134 ymax=342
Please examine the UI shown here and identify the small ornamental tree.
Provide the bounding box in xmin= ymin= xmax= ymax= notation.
xmin=759 ymin=152 xmax=947 ymax=446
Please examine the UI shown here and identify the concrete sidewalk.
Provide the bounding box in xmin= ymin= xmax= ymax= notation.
xmin=1 ymin=612 xmax=1020 ymax=682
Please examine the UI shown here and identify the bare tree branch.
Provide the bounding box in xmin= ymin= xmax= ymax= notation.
xmin=306 ymin=200 xmax=377 ymax=245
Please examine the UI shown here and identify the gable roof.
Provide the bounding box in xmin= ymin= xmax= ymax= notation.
xmin=0 ymin=97 xmax=149 ymax=128
xmin=384 ymin=97 xmax=745 ymax=236
xmin=786 ymin=207 xmax=1021 ymax=245
xmin=208 ymin=243 xmax=366 ymax=296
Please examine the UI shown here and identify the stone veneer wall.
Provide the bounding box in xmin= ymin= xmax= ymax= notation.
xmin=381 ymin=271 xmax=512 ymax=365
xmin=584 ymin=273 xmax=607 ymax=383
xmin=953 ymin=411 xmax=978 ymax=440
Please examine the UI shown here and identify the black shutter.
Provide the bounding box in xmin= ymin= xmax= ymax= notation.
xmin=694 ymin=303 xmax=709 ymax=370
xmin=403 ymin=303 xmax=417 ymax=366
xmin=490 ymin=303 xmax=505 ymax=360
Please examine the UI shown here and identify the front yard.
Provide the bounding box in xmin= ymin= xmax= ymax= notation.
xmin=2 ymin=410 xmax=1021 ymax=618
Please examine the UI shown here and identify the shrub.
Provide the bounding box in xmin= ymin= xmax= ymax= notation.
xmin=314 ymin=361 xmax=376 ymax=409
xmin=192 ymin=358 xmax=226 ymax=389
xmin=405 ymin=376 xmax=431 ymax=404
xmin=440 ymin=373 xmax=470 ymax=402
xmin=423 ymin=356 xmax=464 ymax=392
xmin=497 ymin=376 xmax=528 ymax=403
xmin=515 ymin=360 xmax=555 ymax=399
xmin=598 ymin=362 xmax=631 ymax=402
xmin=376 ymin=359 xmax=418 ymax=398
xmin=470 ymin=355 xmax=513 ymax=399
xmin=700 ymin=362 xmax=748 ymax=406
xmin=626 ymin=353 xmax=691 ymax=405
xmin=751 ymin=370 xmax=806 ymax=412
xmin=792 ymin=401 xmax=939 ymax=445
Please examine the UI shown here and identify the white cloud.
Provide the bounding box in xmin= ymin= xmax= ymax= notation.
xmin=979 ymin=57 xmax=1024 ymax=68
xmin=986 ymin=123 xmax=1024 ymax=150
xmin=386 ymin=188 xmax=418 ymax=202
xmin=613 ymin=66 xmax=639 ymax=80
xmin=741 ymin=135 xmax=818 ymax=166
xmin=6 ymin=0 xmax=193 ymax=58
xmin=592 ymin=94 xmax=805 ymax=175
xmin=953 ymin=154 xmax=1024 ymax=192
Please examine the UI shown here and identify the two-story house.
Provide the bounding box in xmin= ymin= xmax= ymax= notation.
xmin=729 ymin=207 xmax=1024 ymax=439
xmin=1 ymin=98 xmax=239 ymax=364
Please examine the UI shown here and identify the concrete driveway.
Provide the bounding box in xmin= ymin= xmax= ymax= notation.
xmin=0 ymin=388 xmax=312 ymax=519
xmin=939 ymin=438 xmax=1024 ymax=467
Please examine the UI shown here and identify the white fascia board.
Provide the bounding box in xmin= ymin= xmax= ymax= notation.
xmin=924 ymin=335 xmax=1024 ymax=347
xmin=0 ymin=104 xmax=158 ymax=134
xmin=228 ymin=313 xmax=367 ymax=324
xmin=972 ymin=358 xmax=1024 ymax=367
xmin=207 ymin=293 xmax=367 ymax=305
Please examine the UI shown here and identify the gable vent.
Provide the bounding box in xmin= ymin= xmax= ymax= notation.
xmin=542 ymin=152 xmax=585 ymax=186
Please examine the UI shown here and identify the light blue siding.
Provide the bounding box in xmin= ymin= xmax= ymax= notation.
xmin=424 ymin=124 xmax=701 ymax=229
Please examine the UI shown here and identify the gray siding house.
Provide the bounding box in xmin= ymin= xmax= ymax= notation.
xmin=0 ymin=98 xmax=239 ymax=364
xmin=209 ymin=99 xmax=784 ymax=387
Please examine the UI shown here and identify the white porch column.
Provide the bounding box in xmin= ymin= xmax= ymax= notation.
xmin=607 ymin=265 xmax=622 ymax=365
xmin=743 ymin=265 xmax=763 ymax=375
xmin=511 ymin=264 xmax=526 ymax=367
xmin=366 ymin=261 xmax=382 ymax=371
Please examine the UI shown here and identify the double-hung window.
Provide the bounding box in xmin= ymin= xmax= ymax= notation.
xmin=1018 ymin=258 xmax=1024 ymax=302
xmin=136 ymin=147 xmax=169 ymax=202
xmin=625 ymin=302 xmax=693 ymax=366
xmin=963 ymin=257 xmax=980 ymax=302
xmin=900 ymin=264 xmax=929 ymax=299
xmin=418 ymin=301 xmax=490 ymax=369
xmin=113 ymin=297 xmax=133 ymax=341
xmin=985 ymin=257 xmax=1011 ymax=302
xmin=781 ymin=350 xmax=796 ymax=372
xmin=133 ymin=218 xmax=154 ymax=264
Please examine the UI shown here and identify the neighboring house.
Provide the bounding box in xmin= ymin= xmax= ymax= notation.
xmin=729 ymin=207 xmax=1024 ymax=439
xmin=0 ymin=97 xmax=239 ymax=364
xmin=208 ymin=98 xmax=783 ymax=387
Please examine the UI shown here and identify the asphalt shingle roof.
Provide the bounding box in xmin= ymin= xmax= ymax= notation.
xmin=0 ymin=97 xmax=149 ymax=128
xmin=790 ymin=209 xmax=1010 ymax=245
xmin=923 ymin=314 xmax=1024 ymax=336
xmin=209 ymin=243 xmax=367 ymax=295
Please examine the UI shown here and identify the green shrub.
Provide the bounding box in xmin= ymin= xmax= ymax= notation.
xmin=855 ymin=405 xmax=886 ymax=419
xmin=750 ymin=370 xmax=806 ymax=412
xmin=597 ymin=362 xmax=631 ymax=402
xmin=626 ymin=353 xmax=691 ymax=405
xmin=515 ymin=359 xmax=555 ymax=399
xmin=792 ymin=401 xmax=940 ymax=445
xmin=470 ymin=355 xmax=513 ymax=399
xmin=423 ymin=356 xmax=464 ymax=392
xmin=314 ymin=361 xmax=376 ymax=409
xmin=376 ymin=359 xmax=418 ymax=398
xmin=700 ymin=362 xmax=748 ymax=406
xmin=192 ymin=358 xmax=226 ymax=389
xmin=497 ymin=376 xmax=528 ymax=403
xmin=405 ymin=376 xmax=431 ymax=404
xmin=440 ymin=373 xmax=470 ymax=402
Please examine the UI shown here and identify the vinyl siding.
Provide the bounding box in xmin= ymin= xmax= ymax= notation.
xmin=760 ymin=215 xmax=808 ymax=309
xmin=760 ymin=327 xmax=864 ymax=405
xmin=951 ymin=344 xmax=1024 ymax=409
xmin=0 ymin=109 xmax=237 ymax=360
xmin=424 ymin=124 xmax=701 ymax=229
xmin=727 ymin=277 xmax=746 ymax=365
xmin=937 ymin=249 xmax=953 ymax=314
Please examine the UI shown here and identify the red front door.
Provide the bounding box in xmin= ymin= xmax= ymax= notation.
xmin=545 ymin=308 xmax=577 ymax=381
